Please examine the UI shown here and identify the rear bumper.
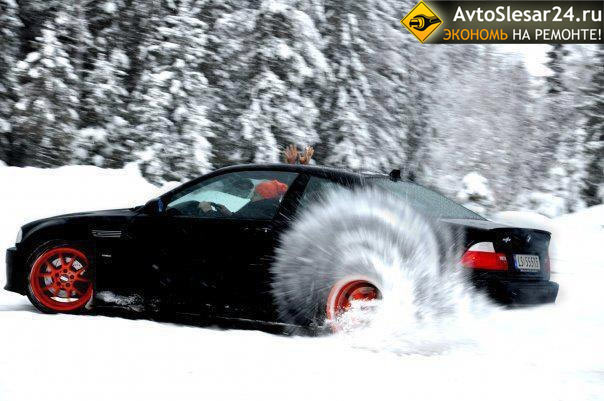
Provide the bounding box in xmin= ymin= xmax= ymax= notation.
xmin=474 ymin=278 xmax=559 ymax=305
xmin=4 ymin=247 xmax=26 ymax=295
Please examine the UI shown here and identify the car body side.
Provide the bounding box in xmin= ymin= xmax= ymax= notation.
xmin=5 ymin=164 xmax=558 ymax=325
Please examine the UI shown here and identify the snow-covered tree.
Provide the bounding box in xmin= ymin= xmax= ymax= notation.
xmin=545 ymin=44 xmax=568 ymax=95
xmin=318 ymin=2 xmax=376 ymax=170
xmin=12 ymin=24 xmax=80 ymax=167
xmin=359 ymin=0 xmax=416 ymax=174
xmin=237 ymin=0 xmax=329 ymax=163
xmin=580 ymin=45 xmax=604 ymax=206
xmin=72 ymin=0 xmax=134 ymax=168
xmin=0 ymin=0 xmax=22 ymax=165
xmin=398 ymin=43 xmax=439 ymax=180
xmin=317 ymin=0 xmax=435 ymax=173
xmin=196 ymin=0 xmax=262 ymax=168
xmin=130 ymin=0 xmax=212 ymax=183
xmin=427 ymin=46 xmax=533 ymax=206
xmin=53 ymin=0 xmax=92 ymax=82
xmin=21 ymin=0 xmax=94 ymax=101
xmin=541 ymin=45 xmax=585 ymax=212
xmin=75 ymin=48 xmax=131 ymax=167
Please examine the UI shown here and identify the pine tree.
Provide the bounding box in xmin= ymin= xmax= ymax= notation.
xmin=130 ymin=0 xmax=212 ymax=183
xmin=0 ymin=0 xmax=22 ymax=165
xmin=75 ymin=0 xmax=133 ymax=168
xmin=318 ymin=1 xmax=376 ymax=170
xmin=542 ymin=44 xmax=585 ymax=212
xmin=318 ymin=0 xmax=423 ymax=172
xmin=29 ymin=0 xmax=93 ymax=115
xmin=424 ymin=45 xmax=542 ymax=209
xmin=545 ymin=44 xmax=569 ymax=95
xmin=238 ymin=0 xmax=329 ymax=163
xmin=503 ymin=61 xmax=540 ymax=197
xmin=53 ymin=0 xmax=92 ymax=82
xmin=201 ymin=0 xmax=250 ymax=167
xmin=75 ymin=48 xmax=131 ymax=167
xmin=12 ymin=24 xmax=80 ymax=167
xmin=361 ymin=0 xmax=415 ymax=174
xmin=581 ymin=45 xmax=604 ymax=206
xmin=399 ymin=43 xmax=440 ymax=180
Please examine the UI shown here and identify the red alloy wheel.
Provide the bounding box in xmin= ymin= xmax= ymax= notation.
xmin=29 ymin=247 xmax=92 ymax=312
xmin=326 ymin=278 xmax=381 ymax=324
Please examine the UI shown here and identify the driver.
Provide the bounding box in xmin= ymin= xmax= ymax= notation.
xmin=251 ymin=179 xmax=288 ymax=201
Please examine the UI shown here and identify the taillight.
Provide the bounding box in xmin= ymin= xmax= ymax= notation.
xmin=461 ymin=242 xmax=508 ymax=271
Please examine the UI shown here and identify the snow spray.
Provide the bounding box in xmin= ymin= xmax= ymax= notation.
xmin=271 ymin=188 xmax=495 ymax=353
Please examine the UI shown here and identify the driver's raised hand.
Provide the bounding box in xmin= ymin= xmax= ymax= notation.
xmin=299 ymin=146 xmax=314 ymax=165
xmin=284 ymin=144 xmax=299 ymax=164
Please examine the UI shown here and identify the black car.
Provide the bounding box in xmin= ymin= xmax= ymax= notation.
xmin=5 ymin=164 xmax=558 ymax=331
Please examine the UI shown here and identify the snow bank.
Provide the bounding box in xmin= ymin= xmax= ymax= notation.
xmin=0 ymin=164 xmax=175 ymax=283
xmin=513 ymin=191 xmax=567 ymax=218
xmin=493 ymin=207 xmax=604 ymax=274
xmin=556 ymin=204 xmax=604 ymax=228
xmin=456 ymin=172 xmax=494 ymax=215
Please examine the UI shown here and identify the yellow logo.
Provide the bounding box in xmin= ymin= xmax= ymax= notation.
xmin=400 ymin=1 xmax=443 ymax=43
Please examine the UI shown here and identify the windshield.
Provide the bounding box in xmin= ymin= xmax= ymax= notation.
xmin=371 ymin=178 xmax=484 ymax=220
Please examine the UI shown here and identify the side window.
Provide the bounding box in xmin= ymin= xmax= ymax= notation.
xmin=298 ymin=176 xmax=342 ymax=211
xmin=166 ymin=171 xmax=298 ymax=220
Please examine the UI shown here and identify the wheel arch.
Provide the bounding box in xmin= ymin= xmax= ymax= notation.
xmin=21 ymin=219 xmax=91 ymax=251
xmin=17 ymin=225 xmax=98 ymax=296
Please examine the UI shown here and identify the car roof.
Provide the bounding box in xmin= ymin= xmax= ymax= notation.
xmin=210 ymin=163 xmax=388 ymax=182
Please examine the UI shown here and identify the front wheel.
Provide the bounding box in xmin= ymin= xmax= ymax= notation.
xmin=26 ymin=245 xmax=93 ymax=313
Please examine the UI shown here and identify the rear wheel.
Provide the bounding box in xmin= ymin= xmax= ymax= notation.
xmin=27 ymin=246 xmax=93 ymax=313
xmin=325 ymin=276 xmax=381 ymax=332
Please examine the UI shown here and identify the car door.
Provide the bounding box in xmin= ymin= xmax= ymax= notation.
xmin=128 ymin=169 xmax=300 ymax=318
xmin=226 ymin=173 xmax=352 ymax=323
xmin=218 ymin=173 xmax=308 ymax=322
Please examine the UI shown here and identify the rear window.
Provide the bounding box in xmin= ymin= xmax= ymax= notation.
xmin=372 ymin=178 xmax=484 ymax=220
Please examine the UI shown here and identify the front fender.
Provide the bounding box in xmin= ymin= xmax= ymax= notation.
xmin=20 ymin=219 xmax=93 ymax=255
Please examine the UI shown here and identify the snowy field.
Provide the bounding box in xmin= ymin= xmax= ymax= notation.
xmin=0 ymin=165 xmax=603 ymax=401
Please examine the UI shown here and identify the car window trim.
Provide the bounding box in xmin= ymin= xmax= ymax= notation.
xmin=272 ymin=173 xmax=309 ymax=225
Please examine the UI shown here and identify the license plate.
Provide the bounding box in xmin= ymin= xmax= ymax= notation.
xmin=514 ymin=254 xmax=540 ymax=272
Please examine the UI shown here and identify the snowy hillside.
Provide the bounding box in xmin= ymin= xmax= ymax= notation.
xmin=494 ymin=207 xmax=604 ymax=274
xmin=0 ymin=166 xmax=603 ymax=401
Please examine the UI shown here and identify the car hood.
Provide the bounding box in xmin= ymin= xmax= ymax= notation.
xmin=21 ymin=208 xmax=137 ymax=232
xmin=49 ymin=208 xmax=136 ymax=219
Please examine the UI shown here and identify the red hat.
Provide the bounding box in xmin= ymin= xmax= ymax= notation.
xmin=254 ymin=180 xmax=288 ymax=199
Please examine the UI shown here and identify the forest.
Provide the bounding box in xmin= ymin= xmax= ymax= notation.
xmin=0 ymin=0 xmax=602 ymax=215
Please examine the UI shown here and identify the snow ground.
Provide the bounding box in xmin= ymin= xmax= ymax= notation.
xmin=0 ymin=166 xmax=603 ymax=401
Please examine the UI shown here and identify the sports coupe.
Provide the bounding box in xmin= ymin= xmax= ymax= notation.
xmin=5 ymin=164 xmax=558 ymax=331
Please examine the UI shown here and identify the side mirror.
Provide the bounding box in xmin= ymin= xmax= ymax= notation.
xmin=143 ymin=198 xmax=164 ymax=215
